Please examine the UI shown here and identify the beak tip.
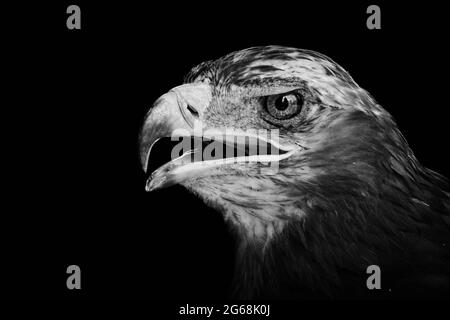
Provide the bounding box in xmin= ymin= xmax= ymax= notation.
xmin=145 ymin=174 xmax=169 ymax=193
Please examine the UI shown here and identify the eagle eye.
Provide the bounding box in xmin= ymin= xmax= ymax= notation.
xmin=266 ymin=92 xmax=303 ymax=120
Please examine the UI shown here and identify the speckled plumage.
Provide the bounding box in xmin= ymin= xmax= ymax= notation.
xmin=141 ymin=46 xmax=450 ymax=299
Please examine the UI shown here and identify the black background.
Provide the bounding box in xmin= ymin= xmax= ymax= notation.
xmin=3 ymin=0 xmax=449 ymax=310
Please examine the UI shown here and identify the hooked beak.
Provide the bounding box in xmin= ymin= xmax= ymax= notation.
xmin=139 ymin=83 xmax=300 ymax=192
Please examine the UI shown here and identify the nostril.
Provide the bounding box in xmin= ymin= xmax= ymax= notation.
xmin=187 ymin=104 xmax=199 ymax=118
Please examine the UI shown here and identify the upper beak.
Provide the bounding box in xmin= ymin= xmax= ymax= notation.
xmin=139 ymin=83 xmax=211 ymax=171
xmin=139 ymin=83 xmax=212 ymax=191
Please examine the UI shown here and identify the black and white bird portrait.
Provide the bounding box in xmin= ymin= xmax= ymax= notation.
xmin=139 ymin=46 xmax=450 ymax=299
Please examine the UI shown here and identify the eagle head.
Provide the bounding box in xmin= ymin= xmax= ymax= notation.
xmin=139 ymin=46 xmax=450 ymax=298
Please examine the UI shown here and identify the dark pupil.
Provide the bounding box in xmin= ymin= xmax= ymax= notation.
xmin=275 ymin=96 xmax=292 ymax=111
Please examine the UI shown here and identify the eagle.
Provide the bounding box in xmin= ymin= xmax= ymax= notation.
xmin=139 ymin=46 xmax=450 ymax=299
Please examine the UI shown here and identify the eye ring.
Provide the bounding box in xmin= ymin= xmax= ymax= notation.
xmin=266 ymin=92 xmax=304 ymax=120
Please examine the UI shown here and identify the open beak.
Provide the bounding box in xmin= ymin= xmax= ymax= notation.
xmin=139 ymin=83 xmax=300 ymax=192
